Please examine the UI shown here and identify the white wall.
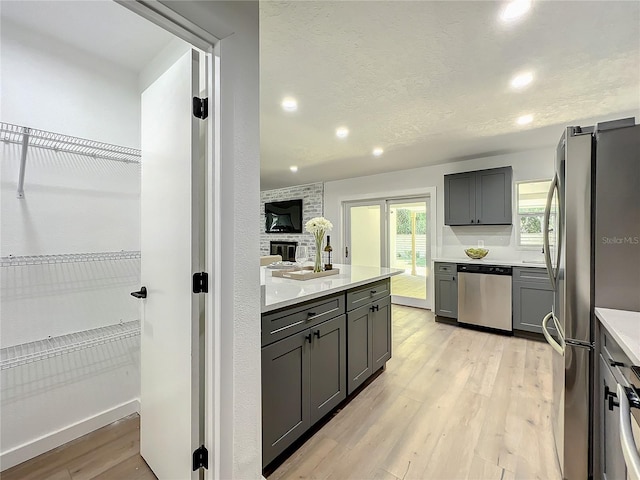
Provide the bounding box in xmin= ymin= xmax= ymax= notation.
xmin=0 ymin=16 xmax=142 ymax=469
xmin=157 ymin=2 xmax=261 ymax=478
xmin=324 ymin=148 xmax=555 ymax=264
xmin=0 ymin=20 xmax=141 ymax=148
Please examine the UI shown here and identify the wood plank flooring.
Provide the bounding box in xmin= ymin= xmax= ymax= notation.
xmin=3 ymin=305 xmax=560 ymax=480
xmin=1 ymin=414 xmax=156 ymax=480
xmin=269 ymin=305 xmax=561 ymax=480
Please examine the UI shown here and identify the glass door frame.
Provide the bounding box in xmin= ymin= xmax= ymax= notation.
xmin=343 ymin=199 xmax=387 ymax=267
xmin=387 ymin=197 xmax=430 ymax=309
xmin=343 ymin=190 xmax=437 ymax=310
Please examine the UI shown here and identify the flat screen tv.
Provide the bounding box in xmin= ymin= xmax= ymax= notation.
xmin=265 ymin=199 xmax=303 ymax=233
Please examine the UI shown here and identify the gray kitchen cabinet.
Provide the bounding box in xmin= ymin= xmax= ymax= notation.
xmin=444 ymin=166 xmax=512 ymax=225
xmin=512 ymin=267 xmax=555 ymax=335
xmin=347 ymin=295 xmax=391 ymax=395
xmin=599 ymin=354 xmax=626 ymax=480
xmin=262 ymin=329 xmax=310 ymax=467
xmin=372 ymin=296 xmax=392 ymax=372
xmin=262 ymin=314 xmax=347 ymax=467
xmin=309 ymin=315 xmax=347 ymax=425
xmin=434 ymin=263 xmax=457 ymax=319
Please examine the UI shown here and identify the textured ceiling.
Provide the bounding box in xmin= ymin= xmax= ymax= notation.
xmin=260 ymin=1 xmax=640 ymax=189
xmin=0 ymin=0 xmax=174 ymax=74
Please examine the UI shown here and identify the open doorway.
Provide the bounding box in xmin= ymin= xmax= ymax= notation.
xmin=0 ymin=2 xmax=214 ymax=477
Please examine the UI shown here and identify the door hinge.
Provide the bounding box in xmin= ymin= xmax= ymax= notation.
xmin=192 ymin=444 xmax=208 ymax=471
xmin=193 ymin=97 xmax=209 ymax=120
xmin=193 ymin=272 xmax=209 ymax=293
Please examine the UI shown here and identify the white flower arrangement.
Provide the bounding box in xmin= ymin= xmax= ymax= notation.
xmin=305 ymin=217 xmax=333 ymax=272
xmin=305 ymin=217 xmax=333 ymax=235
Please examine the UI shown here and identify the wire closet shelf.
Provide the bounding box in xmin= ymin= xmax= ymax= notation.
xmin=0 ymin=320 xmax=141 ymax=370
xmin=0 ymin=250 xmax=141 ymax=267
xmin=0 ymin=122 xmax=141 ymax=164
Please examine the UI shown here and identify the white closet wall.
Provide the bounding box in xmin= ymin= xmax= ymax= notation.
xmin=0 ymin=20 xmax=142 ymax=468
xmin=1 ymin=20 xmax=141 ymax=147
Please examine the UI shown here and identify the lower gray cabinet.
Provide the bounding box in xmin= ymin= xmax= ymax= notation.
xmin=262 ymin=315 xmax=346 ymax=467
xmin=372 ymin=296 xmax=392 ymax=372
xmin=599 ymin=354 xmax=626 ymax=480
xmin=347 ymin=296 xmax=391 ymax=394
xmin=435 ymin=274 xmax=457 ymax=319
xmin=512 ymin=267 xmax=554 ymax=335
xmin=309 ymin=315 xmax=347 ymax=425
xmin=262 ymin=330 xmax=309 ymax=467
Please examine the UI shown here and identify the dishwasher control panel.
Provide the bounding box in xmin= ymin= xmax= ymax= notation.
xmin=457 ymin=264 xmax=512 ymax=276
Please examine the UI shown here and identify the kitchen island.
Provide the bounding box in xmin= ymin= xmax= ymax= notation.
xmin=261 ymin=264 xmax=402 ymax=468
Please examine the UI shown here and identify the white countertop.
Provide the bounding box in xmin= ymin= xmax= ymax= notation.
xmin=433 ymin=257 xmax=547 ymax=268
xmin=595 ymin=307 xmax=640 ymax=365
xmin=261 ymin=264 xmax=403 ymax=313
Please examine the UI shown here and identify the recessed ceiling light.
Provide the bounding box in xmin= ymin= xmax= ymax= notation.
xmin=336 ymin=127 xmax=349 ymax=139
xmin=373 ymin=147 xmax=384 ymax=157
xmin=281 ymin=97 xmax=298 ymax=112
xmin=500 ymin=0 xmax=532 ymax=22
xmin=290 ymin=165 xmax=298 ymax=172
xmin=517 ymin=114 xmax=533 ymax=125
xmin=510 ymin=71 xmax=534 ymax=89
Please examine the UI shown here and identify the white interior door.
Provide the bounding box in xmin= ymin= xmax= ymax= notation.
xmin=139 ymin=49 xmax=204 ymax=480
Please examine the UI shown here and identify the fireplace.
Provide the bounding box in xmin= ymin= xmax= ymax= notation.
xmin=270 ymin=241 xmax=298 ymax=262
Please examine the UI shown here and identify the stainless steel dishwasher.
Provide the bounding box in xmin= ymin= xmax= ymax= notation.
xmin=457 ymin=264 xmax=513 ymax=332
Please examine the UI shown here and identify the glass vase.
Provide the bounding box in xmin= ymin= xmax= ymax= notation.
xmin=314 ymin=235 xmax=323 ymax=273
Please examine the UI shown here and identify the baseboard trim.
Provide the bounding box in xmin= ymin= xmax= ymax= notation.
xmin=0 ymin=398 xmax=141 ymax=471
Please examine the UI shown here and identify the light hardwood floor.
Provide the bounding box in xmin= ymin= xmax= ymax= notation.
xmin=3 ymin=305 xmax=560 ymax=480
xmin=1 ymin=414 xmax=156 ymax=480
xmin=269 ymin=305 xmax=561 ymax=480
xmin=391 ymin=273 xmax=427 ymax=299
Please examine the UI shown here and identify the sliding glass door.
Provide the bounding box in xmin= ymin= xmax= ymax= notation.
xmin=388 ymin=199 xmax=430 ymax=308
xmin=344 ymin=197 xmax=431 ymax=309
xmin=344 ymin=201 xmax=385 ymax=267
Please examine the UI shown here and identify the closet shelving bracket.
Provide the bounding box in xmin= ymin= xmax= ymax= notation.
xmin=1 ymin=122 xmax=141 ymax=199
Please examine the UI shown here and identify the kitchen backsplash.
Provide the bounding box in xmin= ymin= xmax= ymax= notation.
xmin=438 ymin=224 xmax=547 ymax=262
xmin=260 ymin=182 xmax=324 ymax=256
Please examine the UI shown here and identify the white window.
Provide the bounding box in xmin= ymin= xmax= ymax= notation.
xmin=516 ymin=180 xmax=555 ymax=247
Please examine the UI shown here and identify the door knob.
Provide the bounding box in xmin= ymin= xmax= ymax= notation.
xmin=131 ymin=286 xmax=147 ymax=299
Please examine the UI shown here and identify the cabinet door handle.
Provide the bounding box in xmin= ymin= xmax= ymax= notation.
xmin=470 ymin=219 xmax=474 ymax=223
xmin=477 ymin=219 xmax=481 ymax=223
xmin=313 ymin=330 xmax=320 ymax=339
xmin=307 ymin=311 xmax=317 ymax=318
xmin=606 ymin=388 xmax=619 ymax=411
xmin=305 ymin=333 xmax=312 ymax=343
xmin=371 ymin=290 xmax=377 ymax=295
xmin=604 ymin=385 xmax=619 ymax=411
xmin=370 ymin=305 xmax=380 ymax=312
xmin=610 ymin=359 xmax=625 ymax=368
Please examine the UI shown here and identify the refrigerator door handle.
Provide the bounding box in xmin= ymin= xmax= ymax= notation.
xmin=542 ymin=311 xmax=565 ymax=356
xmin=617 ymin=384 xmax=640 ymax=480
xmin=543 ymin=175 xmax=556 ymax=289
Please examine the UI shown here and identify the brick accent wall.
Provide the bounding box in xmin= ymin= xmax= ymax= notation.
xmin=260 ymin=183 xmax=324 ymax=257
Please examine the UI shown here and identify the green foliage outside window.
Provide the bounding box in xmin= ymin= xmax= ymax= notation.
xmin=396 ymin=209 xmax=427 ymax=234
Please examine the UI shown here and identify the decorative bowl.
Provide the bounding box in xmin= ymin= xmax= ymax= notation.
xmin=465 ymin=248 xmax=489 ymax=259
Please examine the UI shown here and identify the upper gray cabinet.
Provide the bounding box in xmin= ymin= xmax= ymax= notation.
xmin=444 ymin=166 xmax=513 ymax=225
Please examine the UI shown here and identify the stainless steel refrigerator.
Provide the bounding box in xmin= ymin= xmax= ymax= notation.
xmin=541 ymin=117 xmax=640 ymax=479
